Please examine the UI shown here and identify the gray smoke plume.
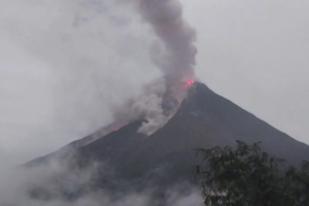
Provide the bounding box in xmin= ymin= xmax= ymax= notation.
xmin=138 ymin=0 xmax=197 ymax=97
xmin=113 ymin=0 xmax=197 ymax=135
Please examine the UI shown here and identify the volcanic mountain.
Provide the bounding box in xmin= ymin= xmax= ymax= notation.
xmin=29 ymin=82 xmax=309 ymax=193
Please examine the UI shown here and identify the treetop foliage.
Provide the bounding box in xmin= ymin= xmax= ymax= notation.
xmin=197 ymin=141 xmax=309 ymax=206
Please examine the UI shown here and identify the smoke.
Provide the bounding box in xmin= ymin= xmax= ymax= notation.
xmin=136 ymin=0 xmax=197 ymax=135
xmin=138 ymin=0 xmax=197 ymax=93
xmin=136 ymin=0 xmax=197 ymax=134
xmin=110 ymin=0 xmax=197 ymax=135
xmin=0 ymin=0 xmax=200 ymax=203
xmin=0 ymin=0 xmax=197 ymax=160
xmin=0 ymin=0 xmax=163 ymax=162
xmin=111 ymin=79 xmax=179 ymax=135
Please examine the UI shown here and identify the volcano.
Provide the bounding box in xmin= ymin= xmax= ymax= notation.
xmin=28 ymin=82 xmax=309 ymax=194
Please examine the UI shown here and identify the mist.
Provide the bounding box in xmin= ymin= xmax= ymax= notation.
xmin=0 ymin=0 xmax=200 ymax=165
xmin=2 ymin=0 xmax=308 ymax=167
xmin=0 ymin=0 xmax=203 ymax=205
xmin=0 ymin=154 xmax=203 ymax=205
xmin=1 ymin=0 xmax=309 ymax=205
xmin=0 ymin=0 xmax=161 ymax=164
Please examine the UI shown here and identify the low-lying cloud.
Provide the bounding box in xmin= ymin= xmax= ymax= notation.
xmin=0 ymin=156 xmax=203 ymax=206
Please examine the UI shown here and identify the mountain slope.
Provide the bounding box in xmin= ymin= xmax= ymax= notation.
xmin=29 ymin=82 xmax=309 ymax=191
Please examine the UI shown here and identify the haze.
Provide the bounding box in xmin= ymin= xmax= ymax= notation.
xmin=0 ymin=0 xmax=308 ymax=165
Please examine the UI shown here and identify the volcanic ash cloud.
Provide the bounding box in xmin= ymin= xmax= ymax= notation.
xmin=110 ymin=0 xmax=197 ymax=135
xmin=138 ymin=0 xmax=197 ymax=93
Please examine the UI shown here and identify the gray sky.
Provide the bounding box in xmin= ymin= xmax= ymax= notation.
xmin=181 ymin=0 xmax=309 ymax=145
xmin=0 ymin=0 xmax=308 ymax=165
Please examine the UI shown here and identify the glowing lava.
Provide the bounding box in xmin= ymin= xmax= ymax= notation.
xmin=184 ymin=79 xmax=195 ymax=89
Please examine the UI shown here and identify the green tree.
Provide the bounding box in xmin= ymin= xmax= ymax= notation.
xmin=196 ymin=141 xmax=309 ymax=206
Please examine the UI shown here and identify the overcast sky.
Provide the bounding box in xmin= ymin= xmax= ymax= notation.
xmin=0 ymin=0 xmax=308 ymax=165
xmin=181 ymin=0 xmax=309 ymax=145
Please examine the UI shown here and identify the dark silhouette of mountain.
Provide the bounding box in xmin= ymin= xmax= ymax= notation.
xmin=28 ymin=82 xmax=309 ymax=193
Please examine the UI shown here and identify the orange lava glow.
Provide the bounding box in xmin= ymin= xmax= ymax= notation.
xmin=184 ymin=79 xmax=195 ymax=89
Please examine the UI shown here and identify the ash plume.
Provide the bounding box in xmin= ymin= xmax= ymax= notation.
xmin=138 ymin=0 xmax=197 ymax=97
xmin=113 ymin=0 xmax=197 ymax=135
